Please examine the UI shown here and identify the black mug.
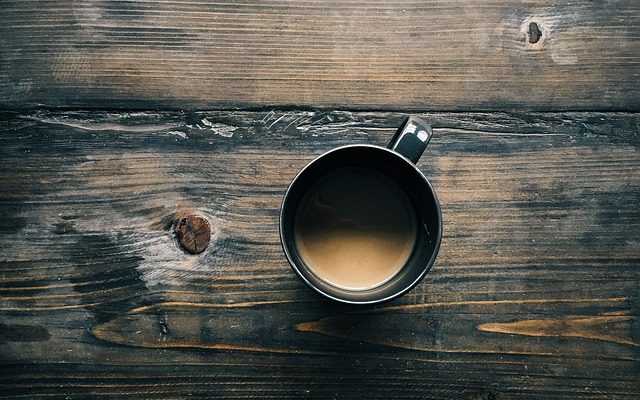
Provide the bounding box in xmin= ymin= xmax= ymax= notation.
xmin=280 ymin=116 xmax=442 ymax=304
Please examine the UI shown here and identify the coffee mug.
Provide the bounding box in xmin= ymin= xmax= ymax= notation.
xmin=280 ymin=116 xmax=442 ymax=304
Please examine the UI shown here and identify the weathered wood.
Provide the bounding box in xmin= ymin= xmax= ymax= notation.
xmin=1 ymin=1 xmax=640 ymax=110
xmin=0 ymin=110 xmax=639 ymax=399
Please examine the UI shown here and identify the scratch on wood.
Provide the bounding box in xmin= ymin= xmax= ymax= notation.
xmin=167 ymin=130 xmax=188 ymax=139
xmin=282 ymin=115 xmax=304 ymax=131
xmin=200 ymin=118 xmax=237 ymax=137
xmin=267 ymin=114 xmax=287 ymax=129
xmin=260 ymin=110 xmax=275 ymax=124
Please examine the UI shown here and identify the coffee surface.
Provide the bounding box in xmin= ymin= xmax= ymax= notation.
xmin=294 ymin=167 xmax=417 ymax=290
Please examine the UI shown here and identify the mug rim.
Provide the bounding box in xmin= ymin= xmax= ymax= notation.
xmin=279 ymin=144 xmax=442 ymax=305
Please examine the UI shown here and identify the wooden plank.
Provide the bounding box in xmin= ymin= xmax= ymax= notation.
xmin=0 ymin=110 xmax=639 ymax=399
xmin=1 ymin=1 xmax=639 ymax=110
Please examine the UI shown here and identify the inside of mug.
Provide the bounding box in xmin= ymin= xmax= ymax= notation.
xmin=281 ymin=145 xmax=441 ymax=304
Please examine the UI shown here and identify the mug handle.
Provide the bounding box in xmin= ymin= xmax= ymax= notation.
xmin=387 ymin=116 xmax=433 ymax=164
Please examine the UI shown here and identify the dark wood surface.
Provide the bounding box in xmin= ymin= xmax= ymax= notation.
xmin=1 ymin=110 xmax=638 ymax=399
xmin=1 ymin=0 xmax=640 ymax=110
xmin=2 ymin=0 xmax=640 ymax=398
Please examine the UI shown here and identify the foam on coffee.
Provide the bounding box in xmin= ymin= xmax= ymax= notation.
xmin=294 ymin=167 xmax=417 ymax=291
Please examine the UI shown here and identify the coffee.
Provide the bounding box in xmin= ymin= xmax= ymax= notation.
xmin=294 ymin=167 xmax=417 ymax=291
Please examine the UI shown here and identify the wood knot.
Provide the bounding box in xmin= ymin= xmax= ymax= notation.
xmin=520 ymin=18 xmax=546 ymax=50
xmin=528 ymin=22 xmax=542 ymax=44
xmin=175 ymin=215 xmax=211 ymax=254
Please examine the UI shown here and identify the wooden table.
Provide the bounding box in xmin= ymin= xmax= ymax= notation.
xmin=1 ymin=1 xmax=639 ymax=399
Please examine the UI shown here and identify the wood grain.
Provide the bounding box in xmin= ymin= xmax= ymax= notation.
xmin=1 ymin=1 xmax=640 ymax=110
xmin=477 ymin=315 xmax=638 ymax=347
xmin=0 ymin=110 xmax=639 ymax=399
